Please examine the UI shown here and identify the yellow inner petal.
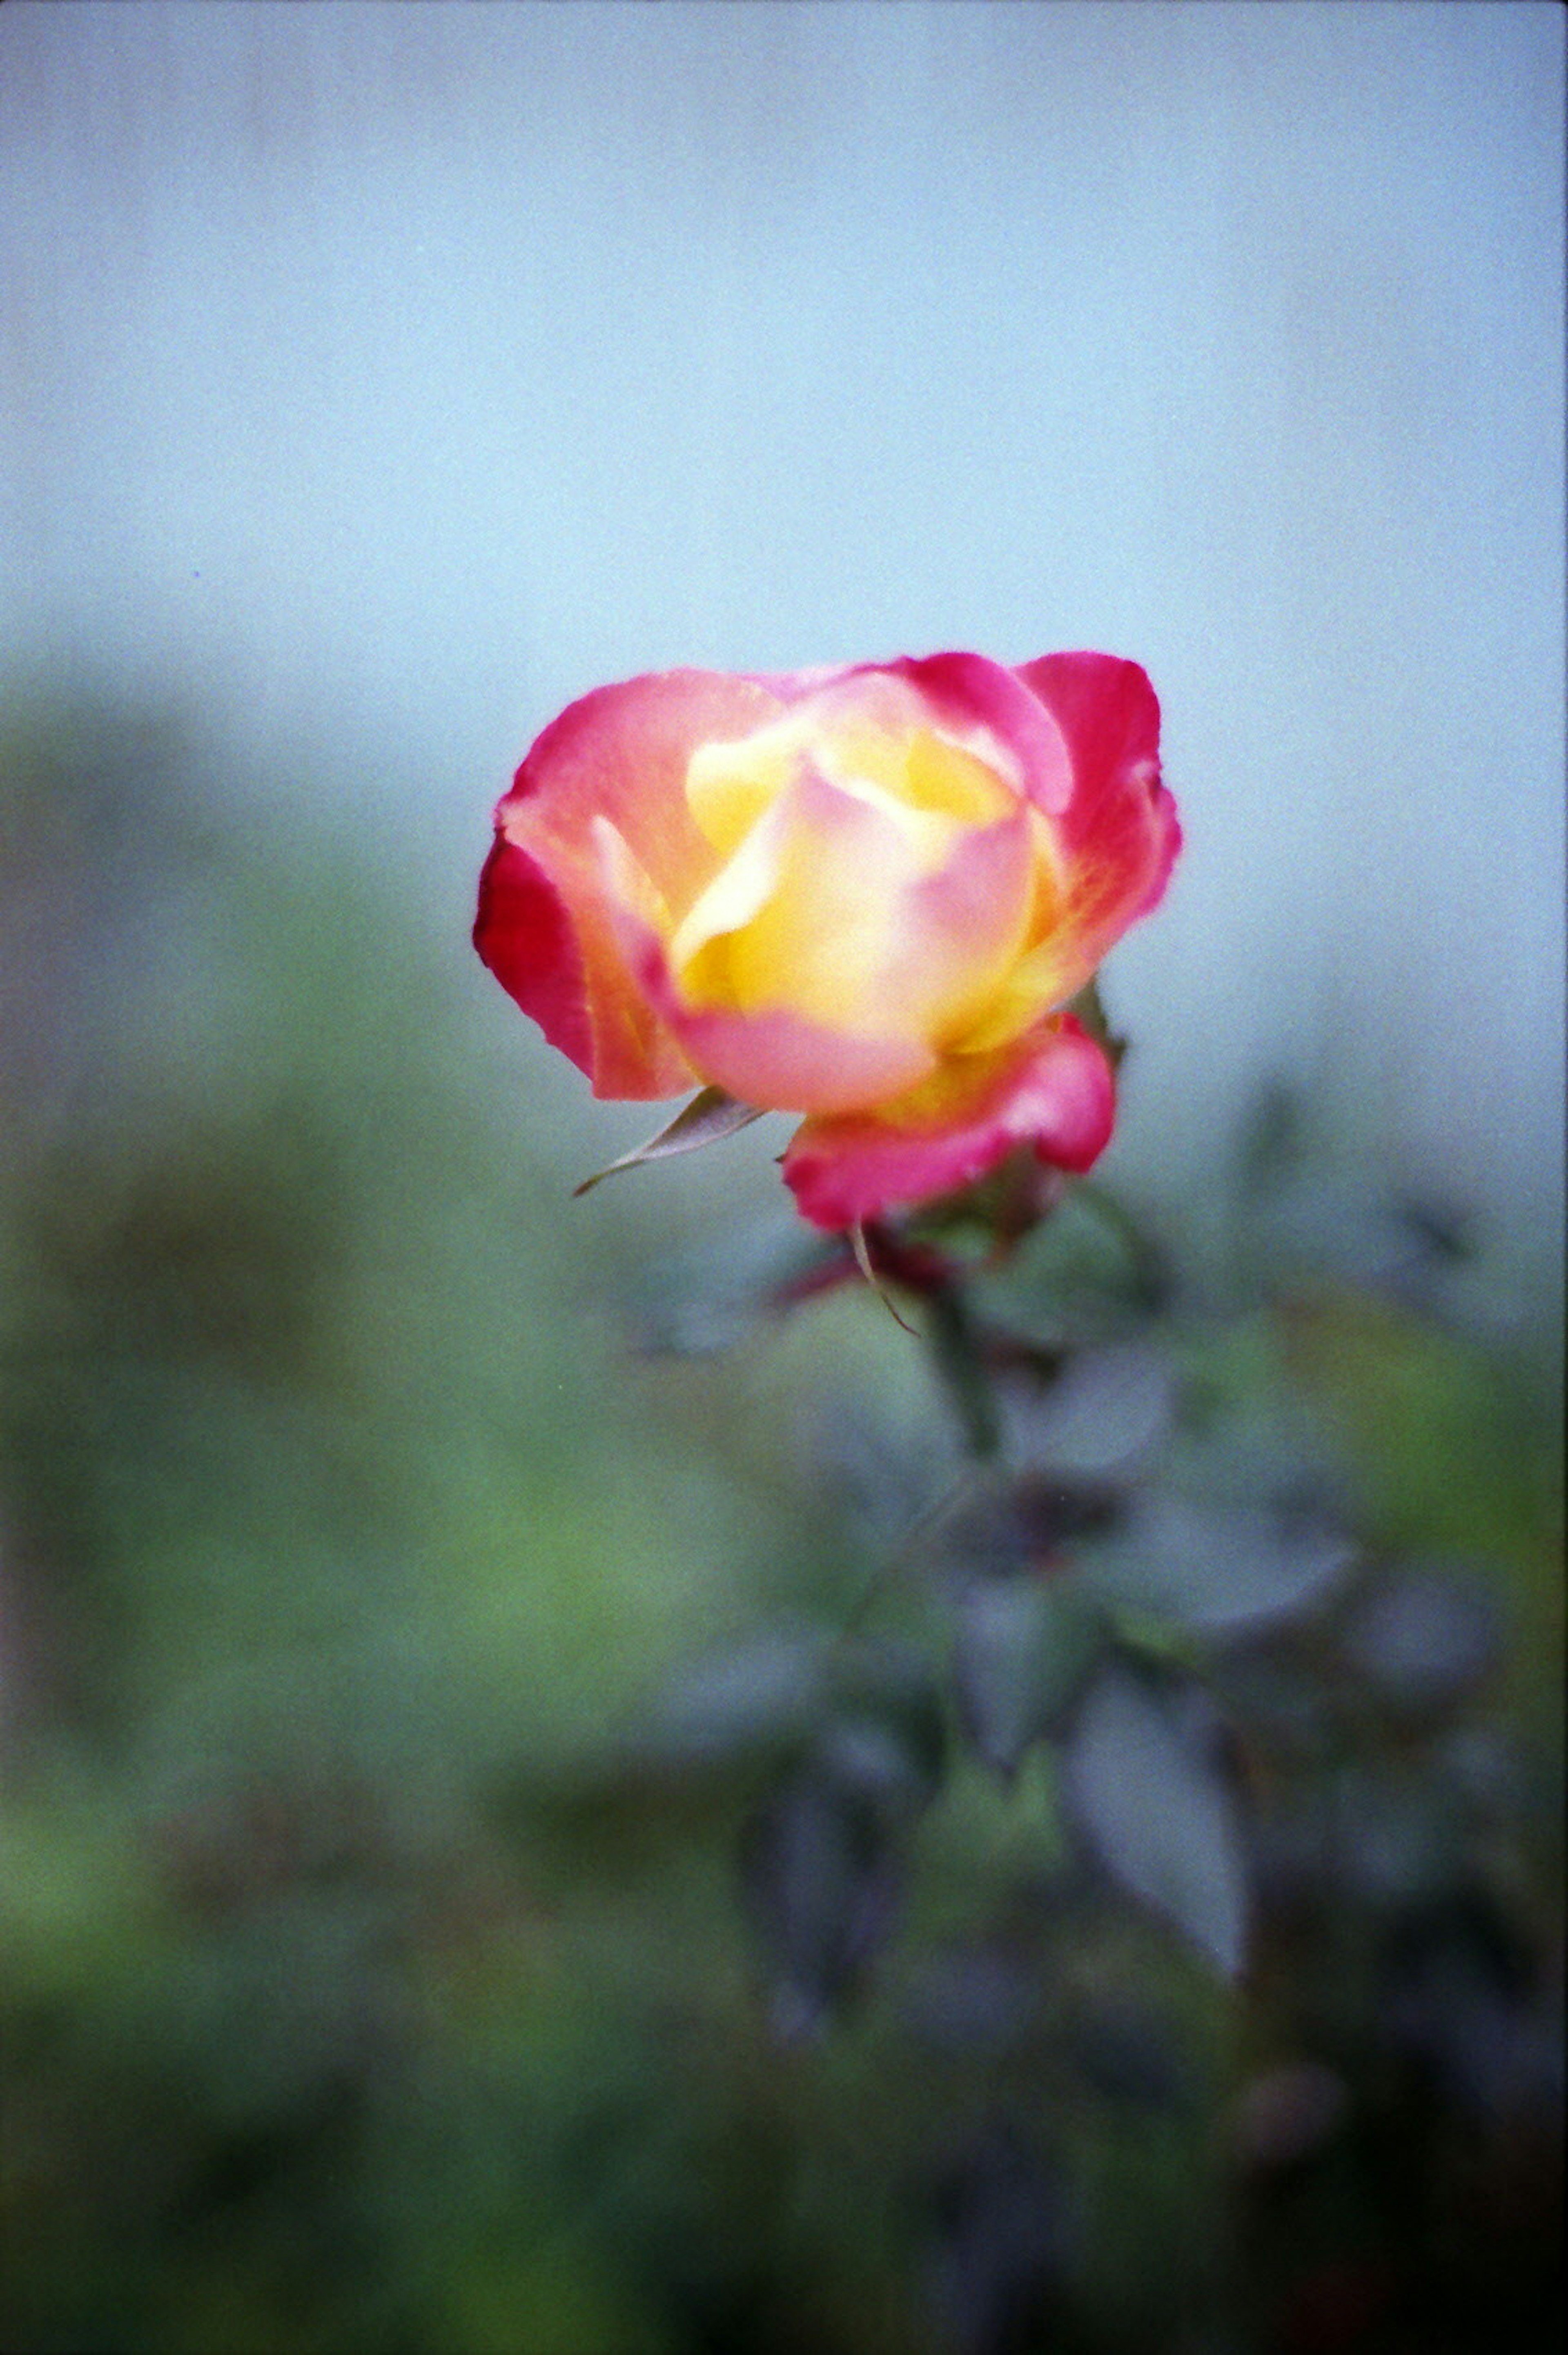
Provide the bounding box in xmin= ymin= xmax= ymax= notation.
xmin=685 ymin=730 xmax=799 ymax=860
xmin=674 ymin=713 xmax=1057 ymax=1047
xmin=687 ymin=716 xmax=1016 ymax=853
xmin=673 ymin=784 xmax=924 ymax=1030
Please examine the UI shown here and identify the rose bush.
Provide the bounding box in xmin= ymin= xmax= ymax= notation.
xmin=475 ymin=652 xmax=1179 ymax=1228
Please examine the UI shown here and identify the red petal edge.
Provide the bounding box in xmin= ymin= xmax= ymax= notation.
xmin=782 ymin=1014 xmax=1116 ymax=1231
xmin=1014 ymin=652 xmax=1180 ymax=908
xmin=474 ymin=833 xmax=595 ymax=1079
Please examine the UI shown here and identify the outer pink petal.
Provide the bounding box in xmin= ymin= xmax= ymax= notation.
xmin=781 ymin=1014 xmax=1116 ymax=1230
xmin=1014 ymin=652 xmax=1181 ymax=935
xmin=473 ymin=833 xmax=592 ymax=1072
xmin=498 ymin=668 xmax=783 ymax=907
xmin=474 ymin=832 xmax=697 ymax=1100
xmin=480 ymin=668 xmax=782 ymax=1098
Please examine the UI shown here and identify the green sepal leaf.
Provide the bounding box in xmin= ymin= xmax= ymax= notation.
xmin=572 ymin=1085 xmax=766 ymax=1196
xmin=1067 ymin=974 xmax=1127 ymax=1070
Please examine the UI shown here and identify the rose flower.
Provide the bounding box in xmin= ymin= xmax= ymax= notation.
xmin=475 ymin=652 xmax=1179 ymax=1229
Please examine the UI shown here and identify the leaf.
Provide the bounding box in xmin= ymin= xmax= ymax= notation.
xmin=738 ymin=1768 xmax=902 ymax=2036
xmin=827 ymin=1638 xmax=949 ymax=1801
xmin=1067 ymin=974 xmax=1127 ymax=1070
xmin=953 ymin=1576 xmax=1105 ymax=1780
xmin=942 ymin=1473 xmax=1123 ymax=1579
xmin=1079 ymin=1491 xmax=1356 ymax=1635
xmin=1063 ymin=1668 xmax=1247 ymax=1977
xmin=927 ymin=2124 xmax=1069 ymax=2355
xmin=1001 ymin=1342 xmax=1176 ymax=1479
xmin=902 ymin=1943 xmax=1042 ymax=2054
xmin=1067 ymin=2002 xmax=1193 ymax=2110
xmin=736 ymin=1657 xmax=947 ymax=2033
xmin=1342 ymin=1564 xmax=1502 ymax=1712
xmin=572 ymin=1086 xmax=765 ymax=1196
xmin=814 ymin=1710 xmax=941 ymax=1823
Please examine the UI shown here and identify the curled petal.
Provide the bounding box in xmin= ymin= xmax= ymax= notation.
xmin=883 ymin=651 xmax=1077 ymax=814
xmin=479 ymin=668 xmax=782 ymax=1097
xmin=1013 ymin=654 xmax=1161 ymax=842
xmin=782 ymin=1014 xmax=1116 ymax=1230
xmin=1015 ymin=651 xmax=1181 ymax=932
xmin=497 ymin=667 xmax=782 ymax=905
xmin=473 ymin=833 xmax=592 ymax=1075
xmin=475 ymin=830 xmax=696 ymax=1100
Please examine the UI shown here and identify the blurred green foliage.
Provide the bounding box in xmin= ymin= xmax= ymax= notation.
xmin=1 ymin=691 xmax=1560 ymax=2353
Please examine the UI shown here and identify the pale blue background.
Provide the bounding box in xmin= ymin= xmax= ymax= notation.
xmin=2 ymin=0 xmax=1562 ymax=1283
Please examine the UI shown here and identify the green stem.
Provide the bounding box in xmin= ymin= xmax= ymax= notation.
xmin=924 ymin=1281 xmax=1002 ymax=1462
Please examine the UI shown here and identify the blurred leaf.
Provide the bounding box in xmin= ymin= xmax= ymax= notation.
xmin=924 ymin=1281 xmax=1004 ymax=1459
xmin=1063 ymin=1669 xmax=1248 ymax=1978
xmin=806 ymin=1392 xmax=962 ymax=1543
xmin=637 ymin=1214 xmax=840 ymax=1354
xmin=572 ymin=1087 xmax=765 ymax=1197
xmin=738 ymin=1768 xmax=902 ymax=2037
xmin=1230 ymin=2062 xmax=1348 ymax=2170
xmin=817 ymin=1652 xmax=949 ymax=1818
xmin=901 ymin=1943 xmax=1041 ymax=2055
xmin=1341 ymin=1563 xmax=1504 ymax=1713
xmin=1067 ymin=975 xmax=1126 ymax=1071
xmin=437 ymin=2234 xmax=674 ymax=2355
xmin=1378 ymin=1890 xmax=1561 ymax=2122
xmin=1000 ymin=1341 xmax=1176 ymax=1479
xmin=1079 ymin=1491 xmax=1356 ymax=1636
xmin=1281 ymin=1286 xmax=1557 ymax=1574
xmin=0 ymin=1785 xmax=158 ymax=1999
xmin=1065 ymin=1999 xmax=1194 ymax=2112
xmin=943 ymin=1473 xmax=1123 ymax=1579
xmin=926 ymin=2123 xmax=1069 ymax=2355
xmin=734 ymin=1644 xmax=951 ymax=2032
xmin=953 ymin=1576 xmax=1105 ymax=1781
xmin=1391 ymin=1192 xmax=1474 ymax=1267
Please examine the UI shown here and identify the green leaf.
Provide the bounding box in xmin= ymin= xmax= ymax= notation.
xmin=739 ymin=1766 xmax=902 ymax=2035
xmin=1067 ymin=974 xmax=1127 ymax=1070
xmin=1078 ymin=1492 xmax=1356 ymax=1637
xmin=953 ymin=1575 xmax=1105 ymax=1780
xmin=1064 ymin=1668 xmax=1248 ymax=1977
xmin=572 ymin=1086 xmax=766 ymax=1196
xmin=1001 ymin=1342 xmax=1176 ymax=1478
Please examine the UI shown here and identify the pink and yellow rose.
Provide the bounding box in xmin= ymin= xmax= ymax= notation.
xmin=474 ymin=651 xmax=1179 ymax=1228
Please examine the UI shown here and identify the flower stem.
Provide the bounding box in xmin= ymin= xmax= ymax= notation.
xmin=923 ymin=1280 xmax=1002 ymax=1462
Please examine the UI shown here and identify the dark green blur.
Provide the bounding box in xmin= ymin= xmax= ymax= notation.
xmin=2 ymin=695 xmax=1560 ymax=2354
